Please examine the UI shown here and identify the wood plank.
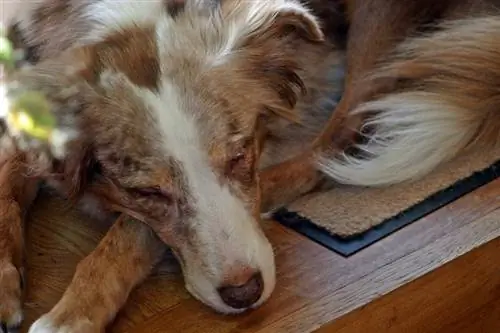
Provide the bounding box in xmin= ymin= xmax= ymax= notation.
xmin=320 ymin=237 xmax=500 ymax=333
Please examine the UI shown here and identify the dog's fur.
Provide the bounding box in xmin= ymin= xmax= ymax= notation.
xmin=2 ymin=0 xmax=500 ymax=332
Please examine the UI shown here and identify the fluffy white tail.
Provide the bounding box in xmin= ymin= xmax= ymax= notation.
xmin=319 ymin=16 xmax=500 ymax=186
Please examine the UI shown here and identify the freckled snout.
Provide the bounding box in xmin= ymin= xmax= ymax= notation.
xmin=171 ymin=155 xmax=276 ymax=314
xmin=217 ymin=272 xmax=264 ymax=309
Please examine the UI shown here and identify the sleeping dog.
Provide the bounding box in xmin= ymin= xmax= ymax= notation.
xmin=1 ymin=1 xmax=344 ymax=331
xmin=1 ymin=0 xmax=500 ymax=332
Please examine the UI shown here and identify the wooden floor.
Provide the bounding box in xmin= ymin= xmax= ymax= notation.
xmin=324 ymin=237 xmax=500 ymax=333
xmin=20 ymin=179 xmax=500 ymax=333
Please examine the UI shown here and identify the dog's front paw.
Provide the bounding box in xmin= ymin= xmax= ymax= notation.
xmin=29 ymin=314 xmax=102 ymax=333
xmin=0 ymin=261 xmax=24 ymax=333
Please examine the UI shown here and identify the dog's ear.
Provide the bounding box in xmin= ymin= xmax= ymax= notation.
xmin=271 ymin=1 xmax=324 ymax=42
xmin=220 ymin=0 xmax=324 ymax=43
xmin=214 ymin=1 xmax=327 ymax=125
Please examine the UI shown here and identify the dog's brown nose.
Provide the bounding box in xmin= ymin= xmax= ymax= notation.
xmin=217 ymin=272 xmax=264 ymax=309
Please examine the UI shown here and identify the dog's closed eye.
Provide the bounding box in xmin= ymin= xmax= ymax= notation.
xmin=132 ymin=186 xmax=172 ymax=201
xmin=134 ymin=186 xmax=162 ymax=195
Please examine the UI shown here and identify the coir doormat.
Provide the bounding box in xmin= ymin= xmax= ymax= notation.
xmin=274 ymin=147 xmax=500 ymax=257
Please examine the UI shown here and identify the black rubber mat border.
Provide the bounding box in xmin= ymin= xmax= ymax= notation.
xmin=273 ymin=160 xmax=500 ymax=257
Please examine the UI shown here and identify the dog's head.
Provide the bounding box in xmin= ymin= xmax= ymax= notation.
xmin=9 ymin=0 xmax=328 ymax=313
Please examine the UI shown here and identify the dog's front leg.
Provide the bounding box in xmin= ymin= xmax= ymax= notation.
xmin=0 ymin=150 xmax=39 ymax=332
xmin=259 ymin=151 xmax=325 ymax=213
xmin=28 ymin=215 xmax=166 ymax=333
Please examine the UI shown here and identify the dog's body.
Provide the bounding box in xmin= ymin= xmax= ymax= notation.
xmin=2 ymin=0 xmax=500 ymax=332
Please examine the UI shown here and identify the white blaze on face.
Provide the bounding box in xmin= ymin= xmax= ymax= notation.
xmin=130 ymin=76 xmax=275 ymax=313
xmin=96 ymin=63 xmax=275 ymax=312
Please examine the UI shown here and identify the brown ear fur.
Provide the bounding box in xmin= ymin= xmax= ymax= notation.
xmin=240 ymin=5 xmax=331 ymax=123
xmin=273 ymin=8 xmax=325 ymax=42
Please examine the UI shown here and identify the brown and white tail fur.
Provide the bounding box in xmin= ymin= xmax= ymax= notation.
xmin=320 ymin=15 xmax=500 ymax=186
